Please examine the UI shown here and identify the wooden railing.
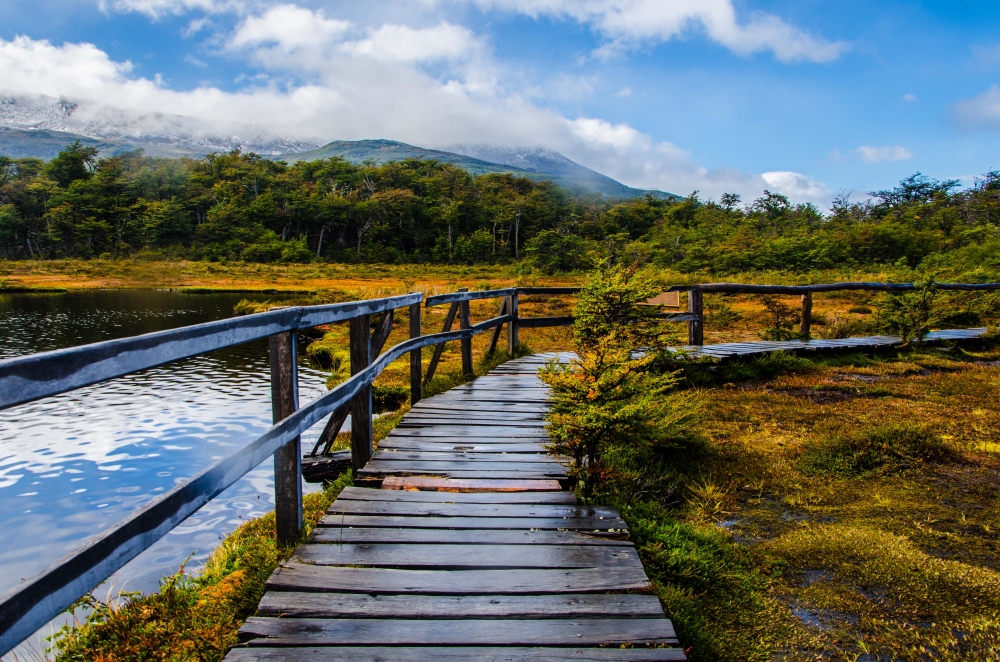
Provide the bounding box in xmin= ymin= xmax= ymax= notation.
xmin=6 ymin=279 xmax=994 ymax=653
xmin=0 ymin=285 xmax=626 ymax=655
xmin=676 ymin=281 xmax=1000 ymax=345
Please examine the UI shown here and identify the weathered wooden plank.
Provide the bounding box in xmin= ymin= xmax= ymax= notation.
xmin=315 ymin=515 xmax=626 ymax=531
xmin=362 ymin=460 xmax=564 ymax=473
xmin=373 ymin=452 xmax=555 ymax=463
xmin=324 ymin=501 xmax=619 ymax=519
xmin=310 ymin=527 xmax=630 ymax=545
xmin=376 ymin=442 xmax=550 ymax=453
xmin=238 ymin=617 xmax=676 ymax=646
xmin=257 ymin=592 xmax=663 ymax=619
xmin=226 ymin=647 xmax=686 ymax=661
xmin=336 ymin=486 xmax=576 ymax=504
xmin=291 ymin=543 xmax=643 ymax=569
xmin=377 ymin=477 xmax=564 ymax=492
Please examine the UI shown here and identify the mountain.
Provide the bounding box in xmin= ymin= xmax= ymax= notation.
xmin=0 ymin=93 xmax=675 ymax=199
xmin=448 ymin=144 xmax=676 ymax=200
xmin=0 ymin=93 xmax=320 ymax=158
xmin=284 ymin=139 xmax=676 ymax=199
xmin=0 ymin=127 xmax=122 ymax=160
xmin=281 ymin=139 xmax=535 ymax=176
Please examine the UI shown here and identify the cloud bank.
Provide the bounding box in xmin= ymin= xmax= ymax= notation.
xmin=453 ymin=0 xmax=849 ymax=63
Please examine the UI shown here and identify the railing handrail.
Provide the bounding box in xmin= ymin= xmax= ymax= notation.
xmin=0 ymin=298 xmax=504 ymax=655
xmin=689 ymin=281 xmax=1000 ymax=294
xmin=0 ymin=294 xmax=422 ymax=411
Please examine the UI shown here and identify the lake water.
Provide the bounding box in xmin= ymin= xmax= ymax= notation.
xmin=0 ymin=289 xmax=332 ymax=653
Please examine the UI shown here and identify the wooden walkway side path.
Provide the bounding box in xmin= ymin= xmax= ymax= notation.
xmin=229 ymin=353 xmax=685 ymax=661
xmin=672 ymin=327 xmax=987 ymax=361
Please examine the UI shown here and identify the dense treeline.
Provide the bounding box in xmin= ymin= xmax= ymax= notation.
xmin=3 ymin=142 xmax=1000 ymax=275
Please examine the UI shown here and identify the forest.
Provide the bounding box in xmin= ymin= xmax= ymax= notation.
xmin=3 ymin=141 xmax=1000 ymax=277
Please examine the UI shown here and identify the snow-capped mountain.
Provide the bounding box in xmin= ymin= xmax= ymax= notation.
xmin=0 ymin=93 xmax=320 ymax=157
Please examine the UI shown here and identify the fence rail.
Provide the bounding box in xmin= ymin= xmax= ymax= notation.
xmin=1 ymin=279 xmax=996 ymax=655
xmin=0 ymin=286 xmax=594 ymax=656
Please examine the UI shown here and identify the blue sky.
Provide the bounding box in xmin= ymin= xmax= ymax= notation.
xmin=3 ymin=0 xmax=1000 ymax=206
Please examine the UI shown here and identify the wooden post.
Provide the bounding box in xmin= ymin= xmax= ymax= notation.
xmin=507 ymin=292 xmax=519 ymax=354
xmin=409 ymin=302 xmax=422 ymax=405
xmin=269 ymin=331 xmax=302 ymax=545
xmin=800 ymin=292 xmax=813 ymax=339
xmin=688 ymin=288 xmax=704 ymax=346
xmin=349 ymin=315 xmax=372 ymax=473
xmin=423 ymin=301 xmax=458 ymax=387
xmin=459 ymin=293 xmax=473 ymax=377
xmin=487 ymin=298 xmax=507 ymax=356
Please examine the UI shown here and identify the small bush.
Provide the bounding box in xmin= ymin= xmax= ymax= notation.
xmin=718 ymin=351 xmax=813 ymax=383
xmin=373 ymin=384 xmax=408 ymax=413
xmin=800 ymin=423 xmax=955 ymax=478
xmin=848 ymin=305 xmax=873 ymax=314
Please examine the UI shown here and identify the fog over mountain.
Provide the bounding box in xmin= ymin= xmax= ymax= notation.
xmin=0 ymin=93 xmax=675 ymax=198
xmin=0 ymin=93 xmax=320 ymax=158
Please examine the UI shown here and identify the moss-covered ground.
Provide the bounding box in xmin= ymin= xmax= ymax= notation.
xmin=611 ymin=344 xmax=1000 ymax=661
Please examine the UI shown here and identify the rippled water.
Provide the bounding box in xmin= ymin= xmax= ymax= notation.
xmin=0 ymin=290 xmax=332 ymax=636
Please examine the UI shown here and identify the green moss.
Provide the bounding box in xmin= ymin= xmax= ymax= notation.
xmin=800 ymin=423 xmax=955 ymax=478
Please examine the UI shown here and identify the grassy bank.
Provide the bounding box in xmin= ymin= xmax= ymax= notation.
xmin=593 ymin=345 xmax=1000 ymax=660
xmin=48 ymin=471 xmax=352 ymax=661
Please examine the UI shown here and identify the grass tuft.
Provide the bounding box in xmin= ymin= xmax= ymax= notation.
xmin=49 ymin=472 xmax=353 ymax=661
xmin=800 ymin=423 xmax=956 ymax=478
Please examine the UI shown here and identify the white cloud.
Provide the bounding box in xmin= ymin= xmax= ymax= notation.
xmin=902 ymin=93 xmax=917 ymax=102
xmin=455 ymin=0 xmax=848 ymax=63
xmin=614 ymin=86 xmax=632 ymax=97
xmin=854 ymin=145 xmax=912 ymax=163
xmin=99 ymin=0 xmax=242 ymax=20
xmin=230 ymin=5 xmax=350 ymax=52
xmin=954 ymin=85 xmax=1000 ymax=131
xmin=184 ymin=54 xmax=208 ymax=67
xmin=762 ymin=171 xmax=831 ymax=203
xmin=344 ymin=22 xmax=480 ymax=63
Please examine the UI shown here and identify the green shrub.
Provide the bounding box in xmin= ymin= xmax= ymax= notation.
xmin=373 ymin=384 xmax=408 ymax=413
xmin=541 ymin=260 xmax=697 ymax=496
xmin=800 ymin=423 xmax=955 ymax=478
xmin=524 ymin=229 xmax=592 ymax=274
xmin=874 ymin=280 xmax=942 ymax=344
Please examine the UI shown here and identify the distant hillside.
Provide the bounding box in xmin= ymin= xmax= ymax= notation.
xmin=283 ymin=139 xmax=531 ymax=177
xmin=284 ymin=139 xmax=677 ymax=200
xmin=0 ymin=128 xmax=123 ymax=160
xmin=449 ymin=144 xmax=677 ymax=200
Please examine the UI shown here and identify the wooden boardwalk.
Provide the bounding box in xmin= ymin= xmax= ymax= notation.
xmin=228 ymin=329 xmax=988 ymax=660
xmin=672 ymin=327 xmax=987 ymax=360
xmin=229 ymin=353 xmax=685 ymax=661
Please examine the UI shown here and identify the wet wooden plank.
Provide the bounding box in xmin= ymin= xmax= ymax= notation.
xmin=227 ymin=646 xmax=686 ymax=661
xmin=238 ymin=617 xmax=676 ymax=647
xmin=317 ymin=515 xmax=626 ymax=531
xmin=376 ymin=477 xmax=563 ymax=492
xmin=363 ymin=460 xmax=564 ymax=473
xmin=335 ymin=486 xmax=576 ymax=504
xmin=265 ymin=564 xmax=650 ymax=594
xmin=291 ymin=543 xmax=643 ymax=569
xmin=324 ymin=501 xmax=619 ymax=519
xmin=373 ymin=452 xmax=555 ymax=463
xmin=376 ymin=442 xmax=551 ymax=453
xmin=310 ymin=528 xmax=630 ymax=545
xmin=256 ymin=592 xmax=664 ymax=619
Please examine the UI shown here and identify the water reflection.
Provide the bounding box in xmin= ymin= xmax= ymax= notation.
xmin=0 ymin=290 xmax=331 ymax=609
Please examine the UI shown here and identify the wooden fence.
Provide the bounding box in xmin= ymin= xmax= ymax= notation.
xmin=0 ymin=286 xmax=605 ymax=656
xmin=1 ymin=280 xmax=997 ymax=654
xmin=674 ymin=281 xmax=1000 ymax=345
